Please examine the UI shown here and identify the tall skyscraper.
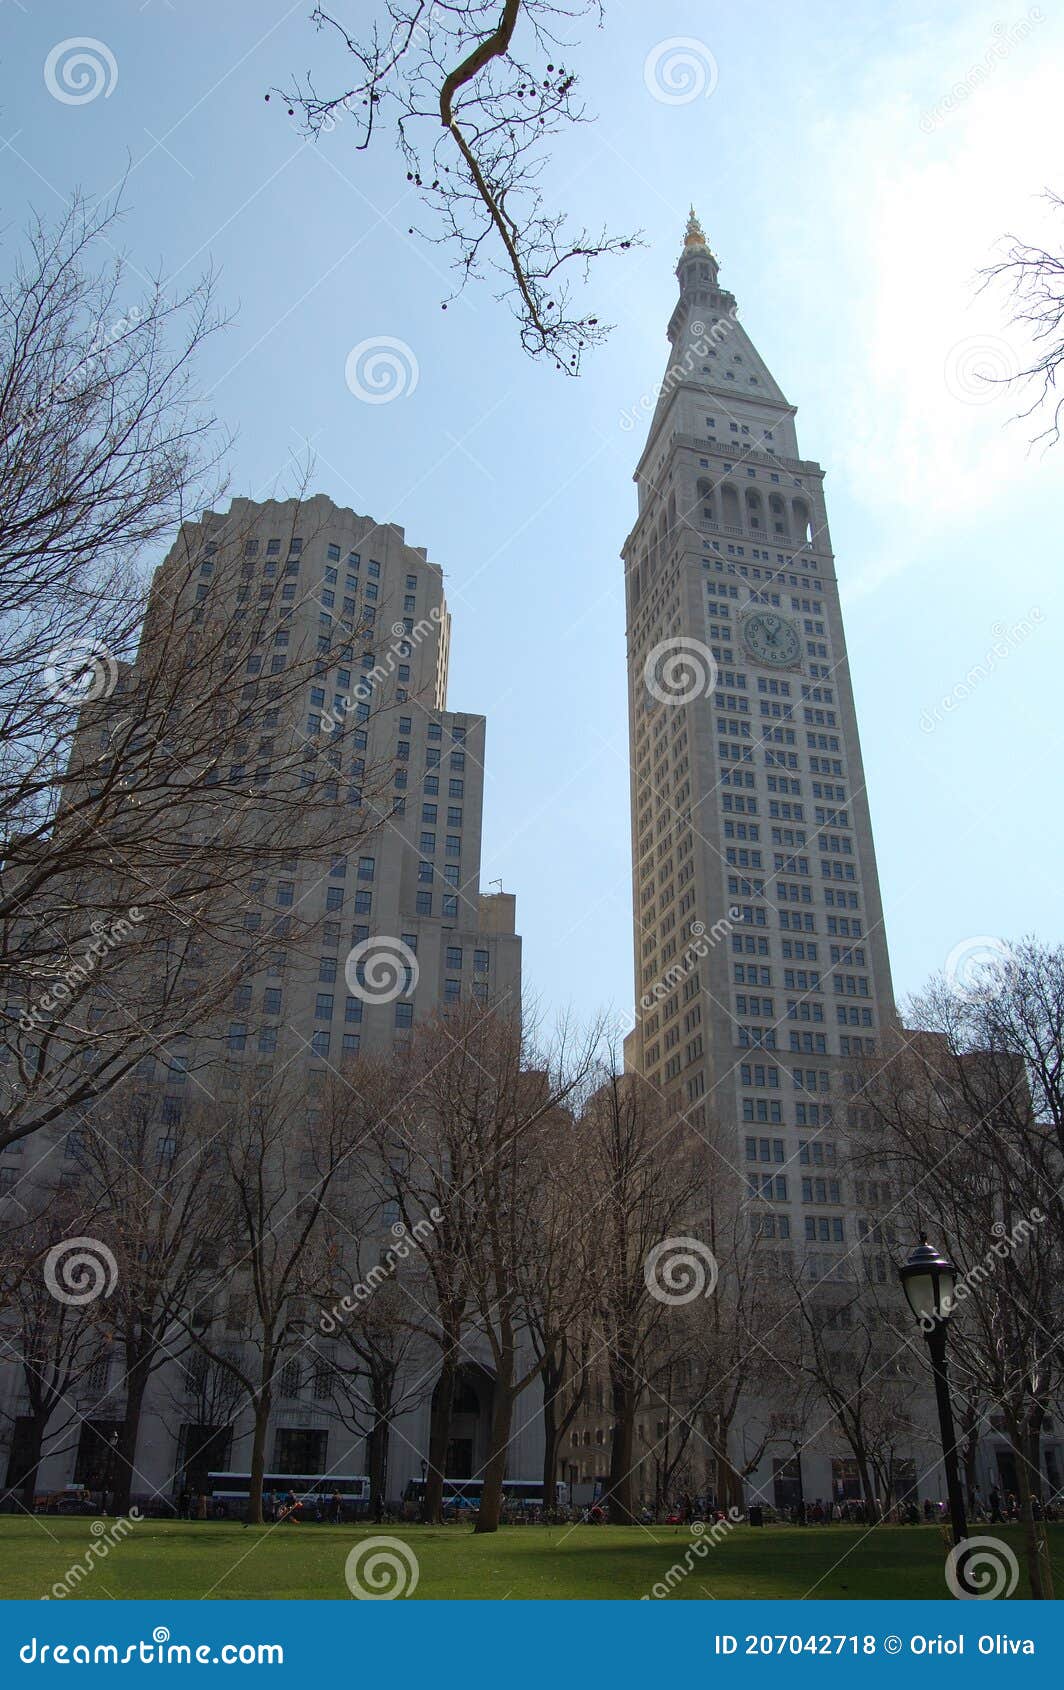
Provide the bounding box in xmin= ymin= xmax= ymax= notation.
xmin=0 ymin=494 xmax=525 ymax=1506
xmin=621 ymin=216 xmax=899 ymax=1495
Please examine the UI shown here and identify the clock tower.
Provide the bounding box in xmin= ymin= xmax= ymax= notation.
xmin=623 ymin=212 xmax=896 ymax=1284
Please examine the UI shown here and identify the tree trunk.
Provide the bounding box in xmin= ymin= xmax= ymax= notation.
xmin=605 ymin=1369 xmax=637 ymax=1524
xmin=1012 ymin=1427 xmax=1052 ymax=1599
xmin=367 ymin=1415 xmax=389 ymax=1518
xmin=111 ymin=1364 xmax=149 ymax=1516
xmin=540 ymin=1373 xmax=560 ymax=1513
xmin=855 ymin=1452 xmax=877 ymax=1523
xmin=474 ymin=1383 xmax=514 ymax=1535
xmin=422 ymin=1350 xmax=456 ymax=1523
xmin=247 ymin=1383 xmax=272 ymax=1526
xmin=16 ymin=1418 xmax=46 ymax=1515
xmin=962 ymin=1437 xmax=979 ymax=1515
xmin=714 ymin=1450 xmax=744 ymax=1513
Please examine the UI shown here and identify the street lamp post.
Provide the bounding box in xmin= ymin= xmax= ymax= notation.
xmin=898 ymin=1238 xmax=971 ymax=1588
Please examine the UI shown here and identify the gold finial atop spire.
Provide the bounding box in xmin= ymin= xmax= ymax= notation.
xmin=684 ymin=206 xmax=707 ymax=248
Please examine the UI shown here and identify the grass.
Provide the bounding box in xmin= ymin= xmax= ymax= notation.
xmin=1 ymin=1517 xmax=1062 ymax=1600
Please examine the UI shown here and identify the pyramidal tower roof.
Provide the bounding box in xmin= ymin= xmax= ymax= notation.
xmin=641 ymin=209 xmax=790 ymax=455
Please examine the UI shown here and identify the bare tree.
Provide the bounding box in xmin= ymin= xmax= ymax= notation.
xmin=276 ymin=1 xmax=638 ymax=371
xmin=0 ymin=1189 xmax=108 ymax=1513
xmin=343 ymin=1047 xmax=473 ymax=1523
xmin=434 ymin=1007 xmax=599 ymax=1533
xmin=0 ymin=198 xmax=394 ymax=1156
xmin=785 ymin=1265 xmax=916 ymax=1523
xmin=862 ymin=996 xmax=1063 ymax=1597
xmin=985 ymin=194 xmax=1064 ymax=446
xmin=63 ymin=1094 xmax=230 ymax=1514
xmin=174 ymin=1075 xmax=359 ymax=1524
xmin=578 ymin=1065 xmax=708 ymax=1524
xmin=312 ymin=1168 xmax=436 ymax=1517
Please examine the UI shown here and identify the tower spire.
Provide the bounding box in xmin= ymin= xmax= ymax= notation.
xmin=684 ymin=205 xmax=708 ymax=251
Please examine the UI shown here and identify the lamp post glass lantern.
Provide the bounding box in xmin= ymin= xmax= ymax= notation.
xmin=899 ymin=1238 xmax=957 ymax=1330
xmin=898 ymin=1238 xmax=970 ymax=1592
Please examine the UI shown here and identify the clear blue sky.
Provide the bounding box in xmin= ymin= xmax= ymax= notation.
xmin=4 ymin=0 xmax=1061 ymax=1027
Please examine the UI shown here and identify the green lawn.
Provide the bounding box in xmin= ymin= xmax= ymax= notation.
xmin=1 ymin=1518 xmax=1061 ymax=1600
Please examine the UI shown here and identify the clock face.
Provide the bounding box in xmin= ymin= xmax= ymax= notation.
xmin=741 ymin=611 xmax=802 ymax=668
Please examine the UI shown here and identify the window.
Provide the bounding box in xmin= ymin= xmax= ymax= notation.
xmin=474 ymin=950 xmax=489 ymax=973
xmin=311 ymin=1031 xmax=330 ymax=1058
xmin=416 ymin=891 xmax=432 ymax=915
xmin=395 ymin=1003 xmax=413 ymax=1028
xmin=315 ymin=993 xmax=334 ymax=1020
xmin=228 ymin=1022 xmax=247 ymax=1052
xmin=446 ymin=946 xmax=463 ymax=969
xmin=442 ymin=894 xmax=458 ymax=918
xmin=344 ymin=996 xmax=363 ymax=1024
xmin=276 ymin=882 xmax=294 ymax=907
xmin=357 ymin=856 xmax=375 ymax=881
xmin=263 ymin=988 xmax=282 ymax=1015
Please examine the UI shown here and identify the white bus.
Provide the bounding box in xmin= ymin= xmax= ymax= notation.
xmin=401 ymin=1476 xmax=566 ymax=1513
xmin=206 ymin=1472 xmax=370 ymax=1519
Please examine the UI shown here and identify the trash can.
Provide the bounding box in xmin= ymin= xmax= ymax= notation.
xmin=748 ymin=1505 xmax=764 ymax=1527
